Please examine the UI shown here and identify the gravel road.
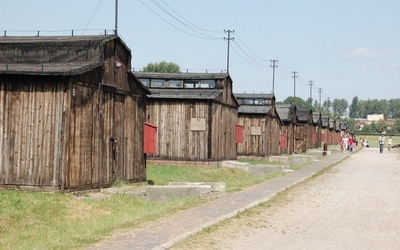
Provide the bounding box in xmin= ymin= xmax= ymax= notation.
xmin=173 ymin=148 xmax=400 ymax=249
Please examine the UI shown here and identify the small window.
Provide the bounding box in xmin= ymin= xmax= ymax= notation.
xmin=254 ymin=99 xmax=265 ymax=105
xmin=139 ymin=78 xmax=150 ymax=87
xmin=199 ymin=80 xmax=215 ymax=88
xmin=240 ymin=98 xmax=254 ymax=105
xmin=150 ymin=79 xmax=166 ymax=88
xmin=184 ymin=80 xmax=199 ymax=88
xmin=168 ymin=80 xmax=183 ymax=88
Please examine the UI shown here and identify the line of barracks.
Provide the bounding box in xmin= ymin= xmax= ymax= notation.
xmin=0 ymin=34 xmax=348 ymax=191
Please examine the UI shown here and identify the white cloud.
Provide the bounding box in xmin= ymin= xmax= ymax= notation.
xmin=356 ymin=62 xmax=400 ymax=73
xmin=344 ymin=47 xmax=394 ymax=59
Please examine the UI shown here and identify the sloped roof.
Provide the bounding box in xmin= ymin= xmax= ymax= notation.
xmin=276 ymin=104 xmax=295 ymax=121
xmin=0 ymin=62 xmax=103 ymax=76
xmin=312 ymin=112 xmax=321 ymax=125
xmin=234 ymin=93 xmax=274 ymax=99
xmin=238 ymin=105 xmax=272 ymax=114
xmin=147 ymin=88 xmax=223 ymax=100
xmin=321 ymin=116 xmax=330 ymax=127
xmin=329 ymin=120 xmax=335 ymax=129
xmin=0 ymin=35 xmax=118 ymax=76
xmin=297 ymin=109 xmax=312 ymax=123
xmin=134 ymin=72 xmax=230 ymax=80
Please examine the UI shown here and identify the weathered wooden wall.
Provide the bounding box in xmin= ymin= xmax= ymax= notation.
xmin=146 ymin=100 xmax=238 ymax=161
xmin=0 ymin=75 xmax=146 ymax=190
xmin=266 ymin=114 xmax=282 ymax=156
xmin=66 ymin=81 xmax=146 ymax=189
xmin=237 ymin=113 xmax=281 ymax=157
xmin=294 ymin=124 xmax=307 ymax=153
xmin=311 ymin=125 xmax=321 ymax=149
xmin=0 ymin=78 xmax=66 ymax=188
xmin=211 ymin=103 xmax=238 ymax=160
xmin=237 ymin=115 xmax=267 ymax=156
xmin=280 ymin=125 xmax=293 ymax=155
xmin=146 ymin=101 xmax=210 ymax=160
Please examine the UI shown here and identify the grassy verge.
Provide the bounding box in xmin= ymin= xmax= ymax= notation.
xmin=0 ymin=163 xmax=284 ymax=249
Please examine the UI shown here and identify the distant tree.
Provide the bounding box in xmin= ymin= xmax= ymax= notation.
xmin=306 ymin=97 xmax=313 ymax=107
xmin=388 ymin=99 xmax=400 ymax=118
xmin=349 ymin=96 xmax=359 ymax=118
xmin=360 ymin=99 xmax=388 ymax=118
xmin=393 ymin=119 xmax=400 ymax=133
xmin=313 ymin=100 xmax=319 ymax=111
xmin=332 ymin=98 xmax=348 ymax=117
xmin=346 ymin=118 xmax=357 ymax=131
xmin=143 ymin=61 xmax=180 ymax=73
xmin=358 ymin=100 xmax=366 ymax=118
xmin=282 ymin=96 xmax=312 ymax=109
xmin=322 ymin=99 xmax=332 ymax=115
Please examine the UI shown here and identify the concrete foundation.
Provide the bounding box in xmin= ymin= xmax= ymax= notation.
xmin=221 ymin=161 xmax=286 ymax=175
xmin=146 ymin=185 xmax=211 ymax=202
xmin=168 ymin=182 xmax=226 ymax=192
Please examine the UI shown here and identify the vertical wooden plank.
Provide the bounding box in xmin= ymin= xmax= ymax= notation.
xmin=52 ymin=83 xmax=63 ymax=187
xmin=0 ymin=82 xmax=7 ymax=184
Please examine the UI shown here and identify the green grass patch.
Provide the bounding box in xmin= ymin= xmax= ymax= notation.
xmin=147 ymin=164 xmax=282 ymax=193
xmin=1 ymin=164 xmax=284 ymax=249
xmin=0 ymin=190 xmax=204 ymax=249
xmin=237 ymin=159 xmax=286 ymax=165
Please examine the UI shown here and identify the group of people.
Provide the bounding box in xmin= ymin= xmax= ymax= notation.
xmin=358 ymin=135 xmax=393 ymax=153
xmin=341 ymin=133 xmax=393 ymax=153
xmin=378 ymin=134 xmax=392 ymax=153
xmin=341 ymin=134 xmax=356 ymax=152
xmin=359 ymin=138 xmax=370 ymax=148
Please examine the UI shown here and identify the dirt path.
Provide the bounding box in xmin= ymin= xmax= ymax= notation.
xmin=172 ymin=148 xmax=400 ymax=249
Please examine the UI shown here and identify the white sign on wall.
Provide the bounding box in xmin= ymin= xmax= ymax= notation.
xmin=191 ymin=118 xmax=206 ymax=131
xmin=250 ymin=126 xmax=262 ymax=135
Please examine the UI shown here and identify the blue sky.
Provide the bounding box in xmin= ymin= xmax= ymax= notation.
xmin=1 ymin=0 xmax=399 ymax=103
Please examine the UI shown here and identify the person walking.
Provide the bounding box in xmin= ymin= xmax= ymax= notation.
xmin=342 ymin=135 xmax=349 ymax=153
xmin=387 ymin=136 xmax=392 ymax=152
xmin=379 ymin=134 xmax=385 ymax=153
xmin=348 ymin=136 xmax=354 ymax=152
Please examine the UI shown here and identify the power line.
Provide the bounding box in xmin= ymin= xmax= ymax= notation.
xmin=230 ymin=45 xmax=266 ymax=68
xmin=149 ymin=0 xmax=221 ymax=39
xmin=158 ymin=0 xmax=223 ymax=33
xmin=231 ymin=42 xmax=267 ymax=68
xmin=234 ymin=33 xmax=269 ymax=63
xmin=82 ymin=0 xmax=103 ymax=35
xmin=139 ymin=0 xmax=222 ymax=40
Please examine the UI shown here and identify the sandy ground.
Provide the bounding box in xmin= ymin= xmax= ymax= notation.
xmin=172 ymin=147 xmax=400 ymax=250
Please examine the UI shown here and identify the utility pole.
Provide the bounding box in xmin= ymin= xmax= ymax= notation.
xmin=292 ymin=71 xmax=298 ymax=106
xmin=115 ymin=0 xmax=118 ymax=35
xmin=224 ymin=30 xmax=234 ymax=73
xmin=327 ymin=97 xmax=331 ymax=114
xmin=318 ymin=88 xmax=323 ymax=110
xmin=270 ymin=60 xmax=278 ymax=95
xmin=308 ymin=80 xmax=314 ymax=106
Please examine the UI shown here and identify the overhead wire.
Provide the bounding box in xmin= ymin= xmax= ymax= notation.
xmin=137 ymin=0 xmax=311 ymax=88
xmin=231 ymin=42 xmax=267 ymax=68
xmin=139 ymin=0 xmax=222 ymax=40
xmin=158 ymin=0 xmax=223 ymax=33
xmin=234 ymin=33 xmax=269 ymax=63
xmin=230 ymin=44 xmax=267 ymax=68
xmin=81 ymin=0 xmax=103 ymax=35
